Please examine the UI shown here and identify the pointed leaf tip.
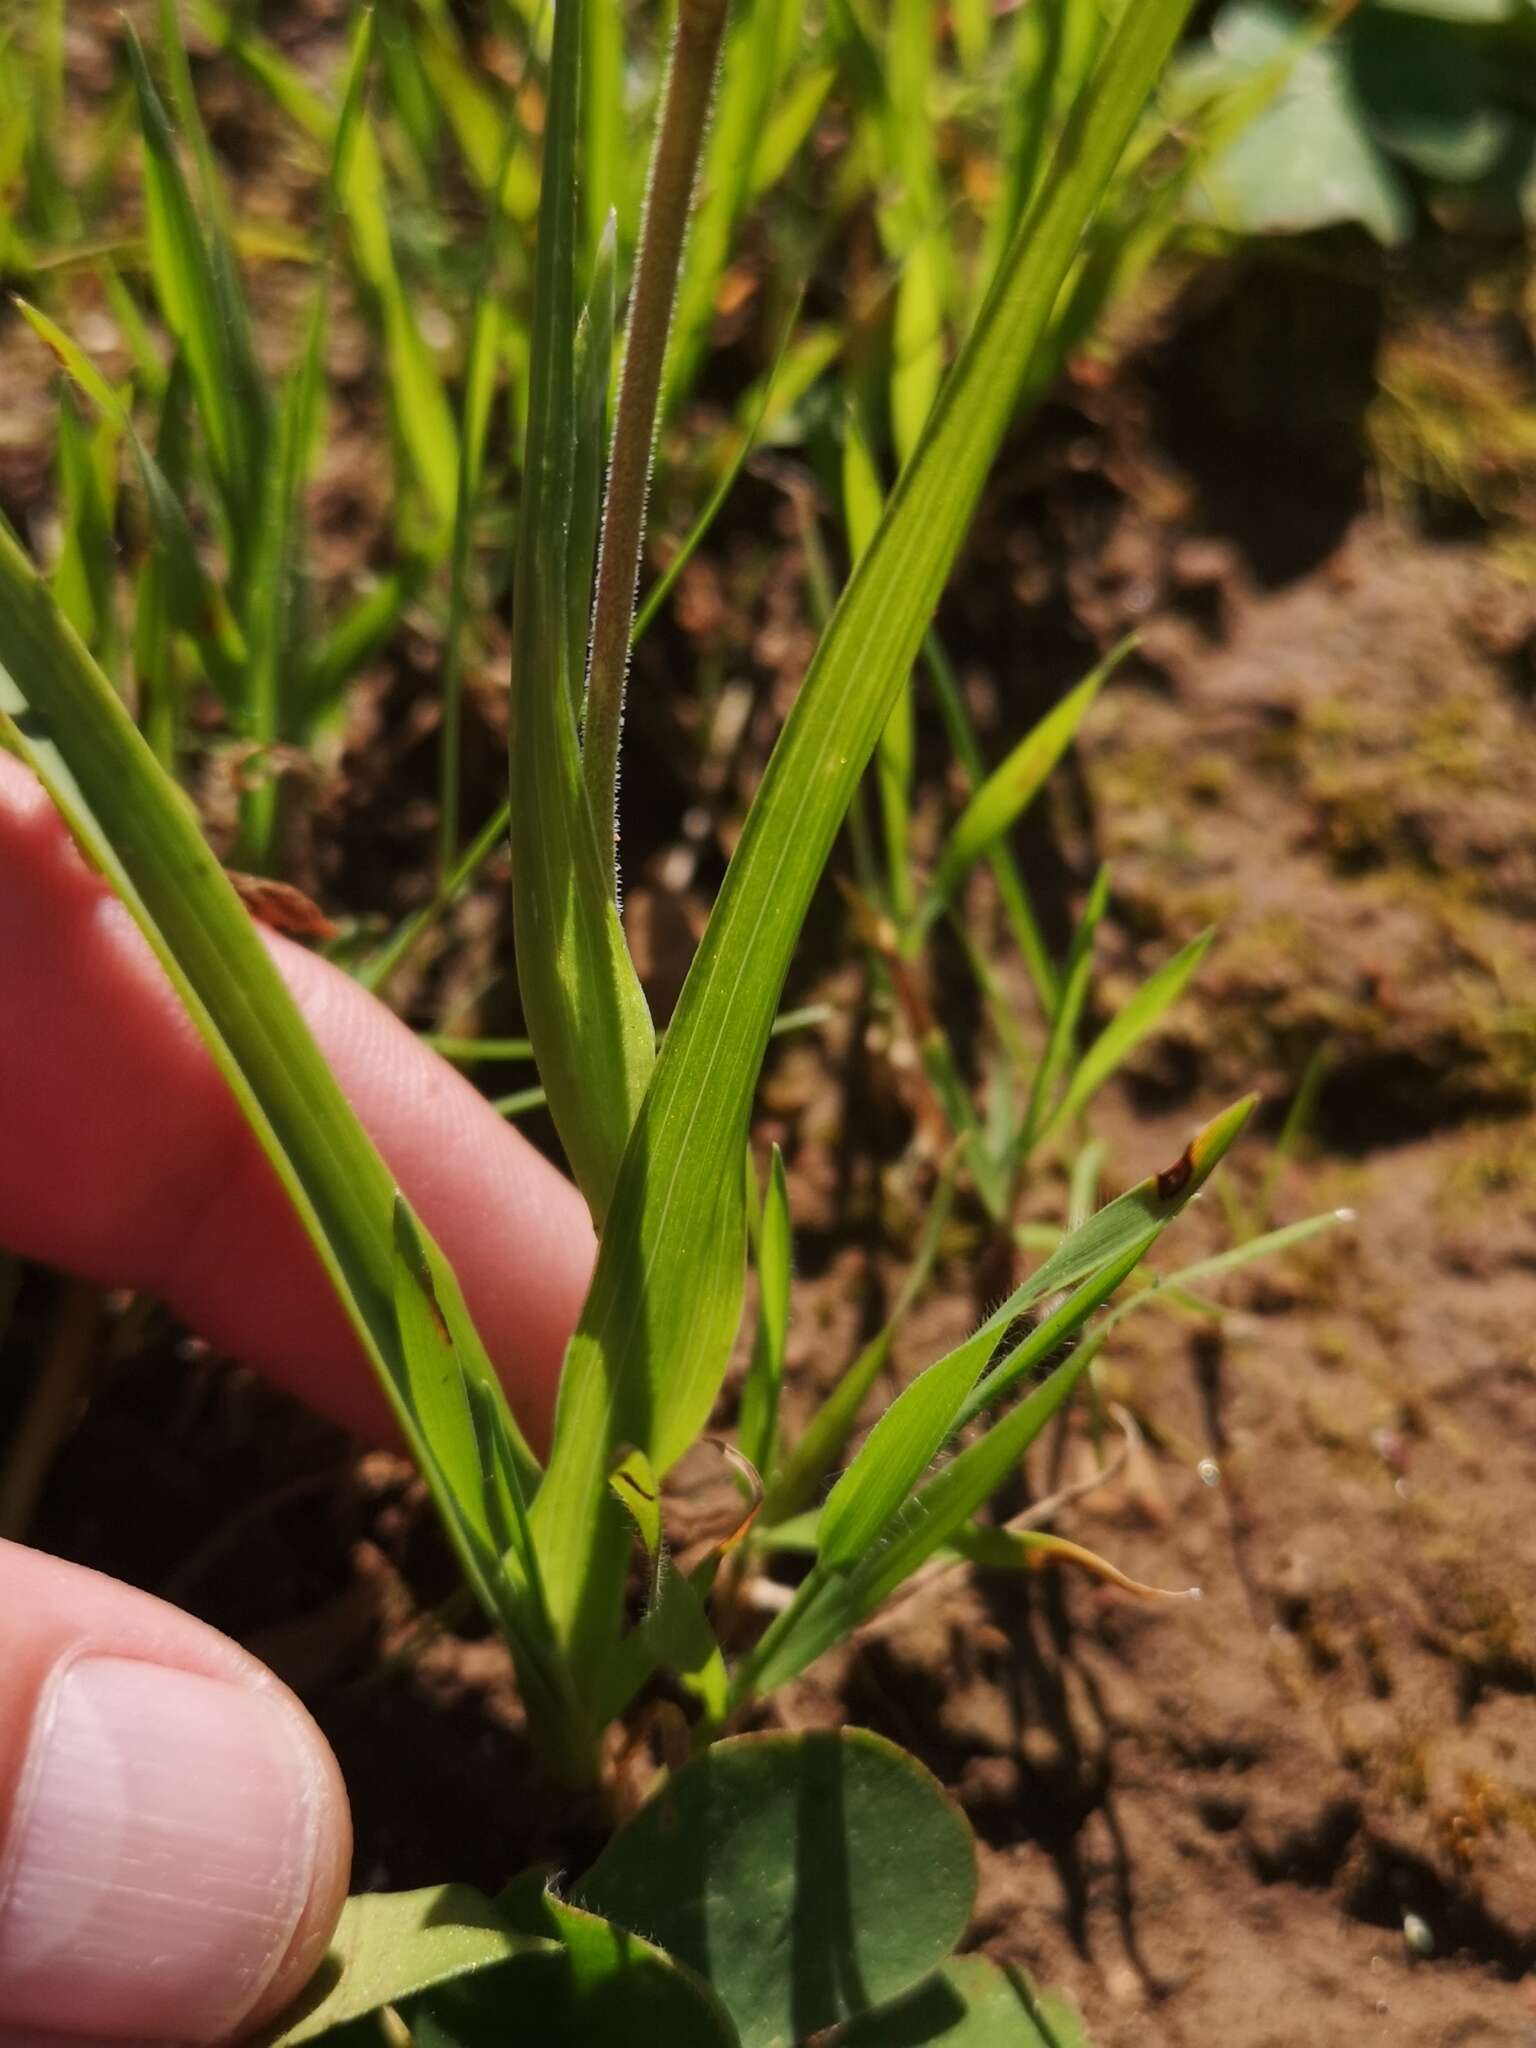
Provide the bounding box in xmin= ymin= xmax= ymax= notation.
xmin=392 ymin=1193 xmax=454 ymax=1347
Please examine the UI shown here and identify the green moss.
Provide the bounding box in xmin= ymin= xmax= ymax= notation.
xmin=1435 ymin=1125 xmax=1536 ymax=1224
xmin=1310 ymin=1321 xmax=1356 ymax=1372
xmin=1368 ymin=330 xmax=1536 ymax=530
xmin=1185 ymin=752 xmax=1236 ymax=806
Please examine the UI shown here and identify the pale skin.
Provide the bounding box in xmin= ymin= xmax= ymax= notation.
xmin=0 ymin=750 xmax=595 ymax=2047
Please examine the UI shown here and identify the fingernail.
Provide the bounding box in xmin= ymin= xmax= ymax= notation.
xmin=0 ymin=1655 xmax=324 ymax=2042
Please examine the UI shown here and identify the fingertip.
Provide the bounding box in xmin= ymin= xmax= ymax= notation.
xmin=239 ymin=1706 xmax=351 ymax=2038
xmin=0 ymin=1547 xmax=352 ymax=2045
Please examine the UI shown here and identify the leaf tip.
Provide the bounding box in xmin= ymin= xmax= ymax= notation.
xmin=1154 ymin=1141 xmax=1197 ymax=1203
xmin=392 ymin=1193 xmax=451 ymax=1342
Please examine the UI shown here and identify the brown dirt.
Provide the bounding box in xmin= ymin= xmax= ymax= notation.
xmin=803 ymin=528 xmax=1536 ymax=2045
xmin=6 ymin=28 xmax=1536 ymax=2043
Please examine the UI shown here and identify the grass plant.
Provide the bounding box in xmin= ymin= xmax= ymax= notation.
xmin=0 ymin=4 xmax=1353 ymax=2040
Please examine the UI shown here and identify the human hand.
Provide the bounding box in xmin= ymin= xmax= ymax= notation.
xmin=0 ymin=753 xmax=595 ymax=2046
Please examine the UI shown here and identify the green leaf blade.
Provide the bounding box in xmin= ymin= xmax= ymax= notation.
xmin=1045 ymin=925 xmax=1217 ymax=1139
xmin=928 ymin=637 xmax=1134 ymax=925
xmin=740 ymin=1098 xmax=1256 ymax=1695
xmin=817 ymin=1319 xmax=997 ymax=1573
xmin=534 ymin=0 xmax=1199 ymax=1690
xmin=123 ymin=23 xmax=265 ymax=535
xmin=257 ymin=1886 xmax=551 ymax=2047
xmin=508 ymin=0 xmax=655 ymax=1228
xmin=1020 ymin=864 xmax=1111 ymax=1151
xmin=0 ymin=523 xmax=568 ymax=1750
xmin=406 ymin=1878 xmax=739 ymax=2048
xmin=837 ymin=1956 xmax=1094 ymax=2048
xmin=761 ymin=1156 xmax=959 ymax=1527
xmin=336 ymin=112 xmax=459 ymax=531
xmin=737 ymin=1144 xmax=791 ymax=1479
xmin=14 ymin=298 xmax=248 ymax=684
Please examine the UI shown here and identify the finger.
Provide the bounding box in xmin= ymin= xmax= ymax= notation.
xmin=0 ymin=1541 xmax=349 ymax=2044
xmin=0 ymin=753 xmax=593 ymax=1449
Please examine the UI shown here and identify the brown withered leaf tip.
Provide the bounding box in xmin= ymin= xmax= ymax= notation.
xmin=228 ymin=872 xmax=339 ymax=943
xmin=1155 ymin=1143 xmax=1196 ymax=1202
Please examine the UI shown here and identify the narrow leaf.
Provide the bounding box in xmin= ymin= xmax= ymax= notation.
xmin=924 ymin=629 xmax=1058 ymax=1012
xmin=842 ymin=404 xmax=914 ymax=918
xmin=737 ymin=1333 xmax=1098 ymax=1701
xmin=13 ymin=297 xmax=247 ymax=682
xmin=233 ymin=279 xmax=328 ymax=861
xmin=440 ymin=96 xmax=521 ymax=874
xmin=737 ymin=1099 xmax=1256 ymax=1694
xmin=534 ymin=0 xmax=1199 ymax=1687
xmin=0 ymin=526 xmax=568 ymax=1748
xmin=51 ymin=397 xmax=117 ymax=659
xmin=646 ymin=1567 xmax=730 ymax=1723
xmin=1104 ymin=1207 xmax=1353 ymax=1332
xmin=123 ymin=23 xmax=265 ymax=532
xmin=508 ymin=0 xmax=655 ymax=1225
xmin=761 ymin=1151 xmax=959 ymax=1526
xmin=923 ymin=637 xmax=1134 ymax=932
xmin=955 ymin=1523 xmax=1202 ymax=1604
xmin=582 ymin=0 xmax=730 ymax=889
xmin=391 ymin=1194 xmax=541 ymax=1578
xmin=818 ymin=1230 xmax=1153 ymax=1579
xmin=183 ymin=0 xmax=459 ymax=526
xmin=957 ymin=1094 xmax=1256 ymax=1427
xmin=338 ymin=109 xmax=460 ymax=533
xmin=1019 ymin=865 xmax=1111 ymax=1151
xmin=736 ymin=1145 xmax=791 ymax=1479
xmin=1041 ymin=924 xmax=1216 ymax=1140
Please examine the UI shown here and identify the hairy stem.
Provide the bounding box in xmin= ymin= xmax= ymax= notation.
xmin=582 ymin=0 xmax=727 ymax=896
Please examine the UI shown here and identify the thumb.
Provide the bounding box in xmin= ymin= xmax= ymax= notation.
xmin=0 ymin=1541 xmax=348 ymax=2046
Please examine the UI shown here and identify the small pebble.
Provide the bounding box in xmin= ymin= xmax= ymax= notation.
xmin=1197 ymin=1457 xmax=1221 ymax=1487
xmin=1403 ymin=1912 xmax=1434 ymax=1958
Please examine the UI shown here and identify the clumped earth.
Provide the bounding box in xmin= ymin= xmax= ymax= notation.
xmin=5 ymin=44 xmax=1536 ymax=2042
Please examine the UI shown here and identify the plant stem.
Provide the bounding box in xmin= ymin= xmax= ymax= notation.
xmin=582 ymin=0 xmax=727 ymax=897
